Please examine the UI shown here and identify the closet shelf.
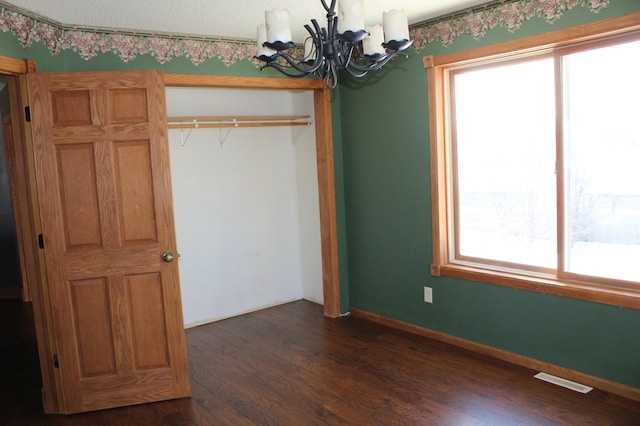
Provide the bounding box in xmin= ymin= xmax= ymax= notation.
xmin=167 ymin=115 xmax=311 ymax=129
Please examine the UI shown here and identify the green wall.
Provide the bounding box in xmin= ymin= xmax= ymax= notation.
xmin=338 ymin=1 xmax=640 ymax=390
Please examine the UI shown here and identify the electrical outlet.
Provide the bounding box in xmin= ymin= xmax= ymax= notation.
xmin=424 ymin=286 xmax=433 ymax=303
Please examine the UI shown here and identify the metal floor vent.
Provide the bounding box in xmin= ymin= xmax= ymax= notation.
xmin=534 ymin=372 xmax=593 ymax=393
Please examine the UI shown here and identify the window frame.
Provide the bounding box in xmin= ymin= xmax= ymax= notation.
xmin=424 ymin=12 xmax=640 ymax=310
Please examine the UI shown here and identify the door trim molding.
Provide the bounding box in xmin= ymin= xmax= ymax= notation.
xmin=0 ymin=57 xmax=36 ymax=75
xmin=0 ymin=55 xmax=62 ymax=413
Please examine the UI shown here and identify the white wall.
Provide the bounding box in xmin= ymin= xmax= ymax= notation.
xmin=165 ymin=87 xmax=322 ymax=327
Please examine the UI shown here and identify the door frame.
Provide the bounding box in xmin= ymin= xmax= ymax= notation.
xmin=164 ymin=74 xmax=341 ymax=319
xmin=0 ymin=55 xmax=63 ymax=413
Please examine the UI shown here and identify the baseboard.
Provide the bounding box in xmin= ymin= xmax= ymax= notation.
xmin=184 ymin=298 xmax=308 ymax=329
xmin=349 ymin=307 xmax=640 ymax=402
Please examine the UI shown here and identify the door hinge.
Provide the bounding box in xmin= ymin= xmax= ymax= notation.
xmin=24 ymin=106 xmax=31 ymax=122
xmin=53 ymin=354 xmax=59 ymax=369
xmin=38 ymin=234 xmax=44 ymax=249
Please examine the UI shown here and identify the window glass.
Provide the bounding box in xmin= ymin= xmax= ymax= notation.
xmin=562 ymin=39 xmax=640 ymax=282
xmin=452 ymin=58 xmax=556 ymax=270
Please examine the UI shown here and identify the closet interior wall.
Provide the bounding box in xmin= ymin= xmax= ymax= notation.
xmin=165 ymin=87 xmax=322 ymax=327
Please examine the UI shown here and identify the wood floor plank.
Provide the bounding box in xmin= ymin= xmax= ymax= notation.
xmin=2 ymin=299 xmax=640 ymax=425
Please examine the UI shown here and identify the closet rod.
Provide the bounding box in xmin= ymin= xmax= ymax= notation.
xmin=167 ymin=115 xmax=311 ymax=129
xmin=168 ymin=115 xmax=309 ymax=122
xmin=167 ymin=121 xmax=310 ymax=130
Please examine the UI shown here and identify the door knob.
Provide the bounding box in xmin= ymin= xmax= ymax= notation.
xmin=162 ymin=251 xmax=175 ymax=263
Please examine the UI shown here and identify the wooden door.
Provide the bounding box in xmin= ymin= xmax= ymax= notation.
xmin=27 ymin=70 xmax=190 ymax=413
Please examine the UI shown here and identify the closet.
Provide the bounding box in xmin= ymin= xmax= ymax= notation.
xmin=165 ymin=87 xmax=323 ymax=327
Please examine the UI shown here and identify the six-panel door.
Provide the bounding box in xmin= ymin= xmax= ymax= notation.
xmin=27 ymin=70 xmax=190 ymax=413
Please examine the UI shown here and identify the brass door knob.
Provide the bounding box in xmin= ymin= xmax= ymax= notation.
xmin=162 ymin=251 xmax=175 ymax=263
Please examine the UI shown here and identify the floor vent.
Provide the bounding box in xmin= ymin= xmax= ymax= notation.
xmin=534 ymin=372 xmax=593 ymax=393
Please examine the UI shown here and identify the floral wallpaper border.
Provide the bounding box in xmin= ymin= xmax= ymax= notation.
xmin=0 ymin=0 xmax=610 ymax=67
xmin=410 ymin=0 xmax=610 ymax=51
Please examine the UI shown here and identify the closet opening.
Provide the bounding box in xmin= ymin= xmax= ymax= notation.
xmin=164 ymin=74 xmax=340 ymax=321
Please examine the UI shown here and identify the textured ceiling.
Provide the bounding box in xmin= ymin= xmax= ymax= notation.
xmin=5 ymin=0 xmax=491 ymax=41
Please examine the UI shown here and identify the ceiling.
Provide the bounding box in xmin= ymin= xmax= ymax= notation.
xmin=5 ymin=0 xmax=491 ymax=41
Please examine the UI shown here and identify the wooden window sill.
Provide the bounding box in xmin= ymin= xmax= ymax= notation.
xmin=431 ymin=263 xmax=640 ymax=310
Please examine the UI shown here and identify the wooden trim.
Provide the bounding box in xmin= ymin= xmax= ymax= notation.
xmin=554 ymin=50 xmax=567 ymax=284
xmin=425 ymin=57 xmax=448 ymax=272
xmin=164 ymin=74 xmax=341 ymax=318
xmin=439 ymin=264 xmax=640 ymax=309
xmin=164 ymin=74 xmax=325 ymax=90
xmin=350 ymin=307 xmax=640 ymax=403
xmin=0 ymin=57 xmax=31 ymax=75
xmin=1 ymin=57 xmax=60 ymax=413
xmin=313 ymin=87 xmax=341 ymax=318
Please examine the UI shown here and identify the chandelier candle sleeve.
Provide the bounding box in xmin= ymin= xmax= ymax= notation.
xmin=338 ymin=0 xmax=365 ymax=33
xmin=363 ymin=25 xmax=385 ymax=56
xmin=257 ymin=24 xmax=277 ymax=57
xmin=266 ymin=9 xmax=292 ymax=43
xmin=383 ymin=9 xmax=409 ymax=42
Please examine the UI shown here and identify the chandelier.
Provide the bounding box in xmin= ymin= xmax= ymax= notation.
xmin=255 ymin=0 xmax=413 ymax=89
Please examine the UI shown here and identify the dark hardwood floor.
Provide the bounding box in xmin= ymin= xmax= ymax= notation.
xmin=1 ymin=299 xmax=639 ymax=425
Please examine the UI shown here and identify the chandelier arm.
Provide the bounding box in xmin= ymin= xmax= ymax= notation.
xmin=326 ymin=14 xmax=337 ymax=52
xmin=257 ymin=20 xmax=328 ymax=80
xmin=330 ymin=39 xmax=352 ymax=70
xmin=322 ymin=26 xmax=330 ymax=46
xmin=263 ymin=21 xmax=326 ymax=76
xmin=346 ymin=51 xmax=409 ymax=73
xmin=320 ymin=0 xmax=337 ymax=14
xmin=272 ymin=51 xmax=318 ymax=75
xmin=304 ymin=21 xmax=325 ymax=72
xmin=310 ymin=18 xmax=323 ymax=36
xmin=324 ymin=60 xmax=338 ymax=89
xmin=347 ymin=57 xmax=390 ymax=73
xmin=260 ymin=61 xmax=314 ymax=79
xmin=342 ymin=67 xmax=368 ymax=79
xmin=344 ymin=44 xmax=358 ymax=67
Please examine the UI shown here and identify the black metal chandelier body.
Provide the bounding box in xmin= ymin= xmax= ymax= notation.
xmin=255 ymin=0 xmax=412 ymax=89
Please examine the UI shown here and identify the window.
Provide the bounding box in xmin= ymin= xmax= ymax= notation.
xmin=426 ymin=16 xmax=640 ymax=308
